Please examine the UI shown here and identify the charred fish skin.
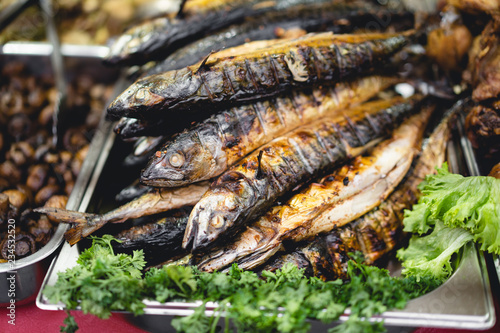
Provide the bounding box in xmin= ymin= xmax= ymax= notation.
xmin=260 ymin=229 xmax=359 ymax=280
xmin=259 ymin=101 xmax=454 ymax=279
xmin=113 ymin=208 xmax=190 ymax=265
xmin=195 ymin=104 xmax=433 ymax=272
xmin=184 ymin=96 xmax=423 ymax=251
xmin=106 ymin=31 xmax=415 ymax=120
xmin=141 ymin=76 xmax=397 ymax=188
xmin=144 ymin=3 xmax=415 ymax=77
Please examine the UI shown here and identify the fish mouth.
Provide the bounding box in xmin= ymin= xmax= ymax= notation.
xmin=141 ymin=162 xmax=187 ymax=187
xmin=106 ymin=99 xmax=126 ymax=120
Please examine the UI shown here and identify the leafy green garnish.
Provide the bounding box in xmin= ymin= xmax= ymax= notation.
xmin=45 ymin=236 xmax=441 ymax=333
xmin=398 ymin=163 xmax=500 ymax=282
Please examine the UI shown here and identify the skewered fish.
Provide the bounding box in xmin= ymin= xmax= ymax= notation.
xmin=260 ymin=100 xmax=454 ymax=279
xmin=106 ymin=30 xmax=416 ymax=121
xmin=141 ymin=76 xmax=397 ymax=187
xmin=196 ymin=105 xmax=433 ymax=271
xmin=184 ymin=95 xmax=425 ymax=251
xmin=35 ymin=181 xmax=210 ymax=245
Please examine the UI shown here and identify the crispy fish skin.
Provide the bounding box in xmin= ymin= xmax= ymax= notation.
xmin=184 ymin=95 xmax=424 ymax=251
xmin=196 ymin=105 xmax=433 ymax=272
xmin=144 ymin=3 xmax=414 ymax=76
xmin=34 ymin=181 xmax=210 ymax=245
xmin=260 ymin=101 xmax=453 ymax=280
xmin=106 ymin=30 xmax=415 ymax=120
xmin=141 ymin=76 xmax=397 ymax=187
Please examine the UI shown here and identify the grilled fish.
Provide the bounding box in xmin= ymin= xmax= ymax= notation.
xmin=260 ymin=101 xmax=454 ymax=279
xmin=143 ymin=2 xmax=414 ymax=76
xmin=106 ymin=30 xmax=416 ymax=121
xmin=184 ymin=95 xmax=424 ymax=251
xmin=141 ymin=76 xmax=397 ymax=187
xmin=196 ymin=105 xmax=433 ymax=271
xmin=35 ymin=181 xmax=210 ymax=245
xmin=105 ymin=0 xmax=344 ymax=66
xmin=113 ymin=208 xmax=191 ymax=265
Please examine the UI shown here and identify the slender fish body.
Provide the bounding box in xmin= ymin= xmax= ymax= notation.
xmin=144 ymin=3 xmax=414 ymax=76
xmin=259 ymin=102 xmax=454 ymax=279
xmin=184 ymin=95 xmax=424 ymax=251
xmin=196 ymin=105 xmax=434 ymax=272
xmin=106 ymin=30 xmax=416 ymax=120
xmin=141 ymin=76 xmax=397 ymax=187
xmin=35 ymin=181 xmax=210 ymax=245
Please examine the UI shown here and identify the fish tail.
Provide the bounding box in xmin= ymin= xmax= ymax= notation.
xmin=33 ymin=207 xmax=108 ymax=245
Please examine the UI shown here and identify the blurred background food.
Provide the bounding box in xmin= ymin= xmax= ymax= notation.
xmin=0 ymin=60 xmax=113 ymax=261
xmin=0 ymin=0 xmax=178 ymax=45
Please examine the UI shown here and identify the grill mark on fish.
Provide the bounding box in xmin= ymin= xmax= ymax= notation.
xmin=256 ymin=101 xmax=457 ymax=279
xmin=185 ymin=96 xmax=423 ymax=251
xmin=196 ymin=102 xmax=434 ymax=272
xmin=141 ymin=76 xmax=396 ymax=187
xmin=107 ymin=31 xmax=415 ymax=121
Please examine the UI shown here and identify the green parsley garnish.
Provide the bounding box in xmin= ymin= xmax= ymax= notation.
xmin=44 ymin=236 xmax=440 ymax=333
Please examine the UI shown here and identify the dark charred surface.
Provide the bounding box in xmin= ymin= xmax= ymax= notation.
xmin=186 ymin=95 xmax=423 ymax=251
xmin=106 ymin=31 xmax=414 ymax=121
xmin=145 ymin=3 xmax=414 ymax=77
xmin=142 ymin=76 xmax=395 ymax=187
xmin=112 ymin=209 xmax=191 ymax=265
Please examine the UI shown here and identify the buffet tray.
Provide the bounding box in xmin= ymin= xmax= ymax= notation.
xmin=35 ymin=100 xmax=496 ymax=332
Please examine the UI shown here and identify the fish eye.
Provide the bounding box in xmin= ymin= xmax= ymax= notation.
xmin=134 ymin=88 xmax=150 ymax=102
xmin=169 ymin=152 xmax=185 ymax=168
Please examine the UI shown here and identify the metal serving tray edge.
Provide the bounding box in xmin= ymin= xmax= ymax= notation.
xmin=35 ymin=102 xmax=496 ymax=332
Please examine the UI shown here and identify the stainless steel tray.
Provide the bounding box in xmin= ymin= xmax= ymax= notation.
xmin=36 ymin=102 xmax=496 ymax=331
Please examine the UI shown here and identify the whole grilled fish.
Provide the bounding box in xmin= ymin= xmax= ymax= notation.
xmin=106 ymin=30 xmax=416 ymax=121
xmin=260 ymin=101 xmax=454 ymax=279
xmin=35 ymin=181 xmax=210 ymax=245
xmin=196 ymin=105 xmax=433 ymax=272
xmin=184 ymin=95 xmax=424 ymax=251
xmin=113 ymin=208 xmax=191 ymax=265
xmin=143 ymin=2 xmax=414 ymax=76
xmin=105 ymin=0 xmax=341 ymax=66
xmin=141 ymin=76 xmax=397 ymax=187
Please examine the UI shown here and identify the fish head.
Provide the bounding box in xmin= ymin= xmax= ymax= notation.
xmin=183 ymin=188 xmax=244 ymax=251
xmin=106 ymin=75 xmax=168 ymax=119
xmin=107 ymin=68 xmax=198 ymax=120
xmin=141 ymin=131 xmax=227 ymax=187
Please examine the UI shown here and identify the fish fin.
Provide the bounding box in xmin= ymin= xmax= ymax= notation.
xmin=195 ymin=50 xmax=217 ymax=74
xmin=64 ymin=226 xmax=83 ymax=246
xmin=176 ymin=0 xmax=188 ymax=19
xmin=64 ymin=218 xmax=109 ymax=245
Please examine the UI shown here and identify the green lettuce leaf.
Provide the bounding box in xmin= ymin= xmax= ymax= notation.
xmin=397 ymin=220 xmax=473 ymax=282
xmin=399 ymin=164 xmax=500 ymax=281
